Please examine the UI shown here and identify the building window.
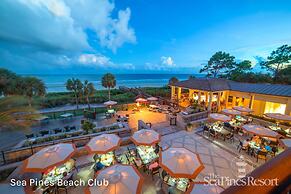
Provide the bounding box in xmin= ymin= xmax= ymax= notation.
xmin=228 ymin=96 xmax=233 ymax=103
xmin=264 ymin=102 xmax=286 ymax=114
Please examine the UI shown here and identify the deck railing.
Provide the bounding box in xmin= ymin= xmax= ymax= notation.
xmin=0 ymin=128 xmax=131 ymax=166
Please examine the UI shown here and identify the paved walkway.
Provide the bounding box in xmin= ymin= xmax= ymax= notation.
xmin=38 ymin=103 xmax=105 ymax=113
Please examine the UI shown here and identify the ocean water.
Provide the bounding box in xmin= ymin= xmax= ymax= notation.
xmin=26 ymin=74 xmax=204 ymax=93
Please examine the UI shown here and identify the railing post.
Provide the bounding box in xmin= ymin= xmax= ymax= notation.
xmin=1 ymin=151 xmax=6 ymax=164
xmin=30 ymin=146 xmax=34 ymax=155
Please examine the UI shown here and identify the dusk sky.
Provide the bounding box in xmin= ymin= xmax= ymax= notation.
xmin=1 ymin=0 xmax=291 ymax=74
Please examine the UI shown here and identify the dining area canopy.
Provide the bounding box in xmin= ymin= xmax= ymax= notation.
xmin=84 ymin=164 xmax=144 ymax=194
xmin=85 ymin=134 xmax=121 ymax=154
xmin=242 ymin=124 xmax=280 ymax=138
xmin=22 ymin=143 xmax=76 ymax=173
xmin=222 ymin=108 xmax=242 ymax=116
xmin=103 ymin=100 xmax=117 ymax=106
xmin=131 ymin=129 xmax=161 ymax=146
xmin=209 ymin=113 xmax=231 ymax=122
xmin=159 ymin=147 xmax=204 ymax=179
xmin=264 ymin=113 xmax=291 ymax=122
xmin=233 ymin=106 xmax=253 ymax=113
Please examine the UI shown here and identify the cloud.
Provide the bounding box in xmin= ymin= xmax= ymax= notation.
xmin=78 ymin=54 xmax=111 ymax=66
xmin=161 ymin=56 xmax=175 ymax=67
xmin=145 ymin=56 xmax=176 ymax=70
xmin=0 ymin=0 xmax=136 ymax=72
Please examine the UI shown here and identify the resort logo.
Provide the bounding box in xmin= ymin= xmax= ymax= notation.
xmin=230 ymin=155 xmax=254 ymax=178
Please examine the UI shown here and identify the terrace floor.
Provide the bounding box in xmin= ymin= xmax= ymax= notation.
xmin=7 ymin=128 xmax=261 ymax=194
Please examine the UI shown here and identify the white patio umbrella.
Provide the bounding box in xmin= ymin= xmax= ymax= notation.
xmin=159 ymin=147 xmax=204 ymax=179
xmin=233 ymin=106 xmax=253 ymax=113
xmin=131 ymin=129 xmax=161 ymax=146
xmin=147 ymin=97 xmax=158 ymax=101
xmin=135 ymin=98 xmax=147 ymax=103
xmin=103 ymin=100 xmax=117 ymax=106
xmin=84 ymin=164 xmax=144 ymax=194
xmin=209 ymin=113 xmax=231 ymax=122
xmin=222 ymin=109 xmax=241 ymax=116
xmin=242 ymin=124 xmax=280 ymax=138
xmin=187 ymin=183 xmax=224 ymax=194
xmin=264 ymin=113 xmax=291 ymax=122
xmin=279 ymin=139 xmax=291 ymax=149
xmin=85 ymin=134 xmax=121 ymax=154
xmin=22 ymin=143 xmax=76 ymax=173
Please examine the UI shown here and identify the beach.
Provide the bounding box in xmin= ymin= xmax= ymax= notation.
xmin=25 ymin=74 xmax=203 ymax=92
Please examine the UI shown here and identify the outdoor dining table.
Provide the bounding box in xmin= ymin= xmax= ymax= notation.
xmin=60 ymin=113 xmax=73 ymax=118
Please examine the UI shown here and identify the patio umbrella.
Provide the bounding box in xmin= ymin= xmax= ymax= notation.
xmin=209 ymin=113 xmax=231 ymax=122
xmin=84 ymin=164 xmax=143 ymax=194
xmin=85 ymin=134 xmax=121 ymax=154
xmin=233 ymin=106 xmax=253 ymax=113
xmin=103 ymin=100 xmax=117 ymax=106
xmin=22 ymin=143 xmax=76 ymax=173
xmin=186 ymin=183 xmax=224 ymax=194
xmin=221 ymin=109 xmax=241 ymax=116
xmin=264 ymin=113 xmax=291 ymax=122
xmin=159 ymin=147 xmax=204 ymax=179
xmin=279 ymin=139 xmax=291 ymax=149
xmin=147 ymin=97 xmax=158 ymax=101
xmin=131 ymin=129 xmax=161 ymax=146
xmin=135 ymin=98 xmax=147 ymax=103
xmin=242 ymin=124 xmax=280 ymax=138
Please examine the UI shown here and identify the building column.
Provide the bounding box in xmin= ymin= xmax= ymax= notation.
xmin=225 ymin=91 xmax=229 ymax=108
xmin=217 ymin=92 xmax=221 ymax=111
xmin=198 ymin=91 xmax=201 ymax=103
xmin=171 ymin=86 xmax=175 ymax=100
xmin=249 ymin=95 xmax=255 ymax=109
xmin=208 ymin=92 xmax=213 ymax=111
xmin=285 ymin=98 xmax=291 ymax=115
xmin=188 ymin=89 xmax=194 ymax=100
xmin=177 ymin=87 xmax=181 ymax=100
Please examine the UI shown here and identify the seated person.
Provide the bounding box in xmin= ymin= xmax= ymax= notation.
xmin=260 ymin=145 xmax=267 ymax=152
xmin=243 ymin=139 xmax=250 ymax=147
xmin=264 ymin=143 xmax=272 ymax=152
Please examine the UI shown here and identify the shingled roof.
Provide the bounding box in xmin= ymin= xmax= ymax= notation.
xmin=169 ymin=78 xmax=291 ymax=97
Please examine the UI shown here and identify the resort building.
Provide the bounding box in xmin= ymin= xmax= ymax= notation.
xmin=169 ymin=78 xmax=291 ymax=116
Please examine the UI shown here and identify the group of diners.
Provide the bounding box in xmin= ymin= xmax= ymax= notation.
xmin=237 ymin=134 xmax=279 ymax=162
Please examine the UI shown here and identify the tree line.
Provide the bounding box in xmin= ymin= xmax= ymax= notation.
xmin=65 ymin=73 xmax=116 ymax=109
xmin=199 ymin=44 xmax=291 ymax=84
xmin=0 ymin=69 xmax=117 ymax=108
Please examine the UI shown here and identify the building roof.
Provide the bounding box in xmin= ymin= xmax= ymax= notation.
xmin=170 ymin=78 xmax=291 ymax=97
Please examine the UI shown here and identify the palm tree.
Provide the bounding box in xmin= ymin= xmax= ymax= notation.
xmin=101 ymin=73 xmax=116 ymax=100
xmin=83 ymin=80 xmax=95 ymax=109
xmin=0 ymin=96 xmax=39 ymax=130
xmin=169 ymin=77 xmax=179 ymax=85
xmin=66 ymin=78 xmax=83 ymax=109
xmin=22 ymin=77 xmax=46 ymax=107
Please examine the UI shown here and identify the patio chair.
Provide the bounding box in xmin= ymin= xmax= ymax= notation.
xmin=224 ymin=133 xmax=234 ymax=143
xmin=255 ymin=150 xmax=268 ymax=162
xmin=25 ymin=133 xmax=34 ymax=139
xmin=150 ymin=165 xmax=160 ymax=180
xmin=270 ymin=146 xmax=278 ymax=158
xmin=70 ymin=126 xmax=76 ymax=131
xmin=202 ymin=125 xmax=209 ymax=136
xmin=65 ymin=128 xmax=71 ymax=132
xmin=237 ymin=140 xmax=248 ymax=153
xmin=209 ymin=128 xmax=217 ymax=139
xmin=54 ymin=128 xmax=62 ymax=134
xmin=40 ymin=130 xmax=49 ymax=136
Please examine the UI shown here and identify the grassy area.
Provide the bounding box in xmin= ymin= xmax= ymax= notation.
xmin=140 ymin=86 xmax=170 ymax=98
xmin=31 ymin=87 xmax=169 ymax=108
xmin=33 ymin=89 xmax=136 ymax=108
